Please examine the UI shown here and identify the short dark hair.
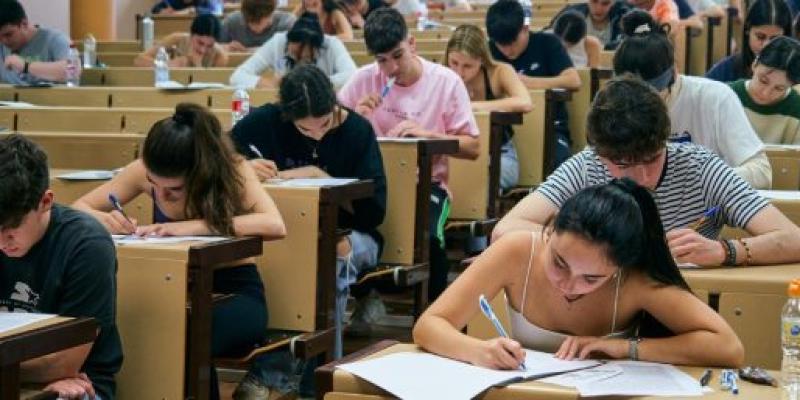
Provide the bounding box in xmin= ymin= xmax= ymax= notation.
xmin=553 ymin=10 xmax=586 ymax=45
xmin=280 ymin=64 xmax=337 ymax=120
xmin=241 ymin=0 xmax=276 ymax=23
xmin=756 ymin=36 xmax=800 ymax=85
xmin=190 ymin=14 xmax=222 ymax=40
xmin=287 ymin=12 xmax=325 ymax=49
xmin=735 ymin=0 xmax=793 ymax=78
xmin=0 ymin=0 xmax=26 ymax=29
xmin=0 ymin=134 xmax=49 ymax=229
xmin=486 ymin=0 xmax=525 ymax=46
xmin=364 ymin=7 xmax=407 ymax=54
xmin=586 ymin=75 xmax=670 ymax=162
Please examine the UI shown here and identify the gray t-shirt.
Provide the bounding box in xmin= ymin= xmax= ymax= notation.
xmin=220 ymin=11 xmax=296 ymax=48
xmin=0 ymin=27 xmax=70 ymax=85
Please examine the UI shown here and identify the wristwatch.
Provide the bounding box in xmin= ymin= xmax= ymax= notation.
xmin=629 ymin=337 xmax=642 ymax=361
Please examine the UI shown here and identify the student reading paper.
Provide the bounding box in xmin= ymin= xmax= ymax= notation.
xmin=72 ymin=103 xmax=286 ymax=400
xmin=414 ymin=178 xmax=744 ymax=369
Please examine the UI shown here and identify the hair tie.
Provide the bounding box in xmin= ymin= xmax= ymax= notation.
xmin=634 ymin=24 xmax=651 ymax=34
xmin=172 ymin=111 xmax=193 ymax=126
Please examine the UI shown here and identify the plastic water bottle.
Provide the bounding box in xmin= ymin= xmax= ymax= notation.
xmin=82 ymin=34 xmax=96 ymax=68
xmin=782 ymin=279 xmax=800 ymax=399
xmin=519 ymin=0 xmax=532 ymax=25
xmin=141 ymin=15 xmax=154 ymax=51
xmin=65 ymin=45 xmax=81 ymax=87
xmin=416 ymin=1 xmax=429 ymax=31
xmin=154 ymin=46 xmax=170 ymax=85
xmin=232 ymin=87 xmax=250 ymax=125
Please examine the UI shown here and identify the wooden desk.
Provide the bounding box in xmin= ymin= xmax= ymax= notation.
xmin=261 ymin=182 xmax=375 ymax=333
xmin=765 ymin=145 xmax=800 ymax=190
xmin=683 ymin=264 xmax=800 ymax=369
xmin=114 ymin=238 xmax=262 ymax=400
xmin=317 ymin=341 xmax=782 ymax=400
xmin=0 ymin=316 xmax=97 ymax=400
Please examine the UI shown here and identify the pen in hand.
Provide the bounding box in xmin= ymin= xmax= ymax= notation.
xmin=688 ymin=206 xmax=720 ymax=231
xmin=479 ymin=294 xmax=527 ymax=371
xmin=108 ymin=193 xmax=136 ymax=233
xmin=699 ymin=368 xmax=712 ymax=386
xmin=248 ymin=144 xmax=264 ymax=159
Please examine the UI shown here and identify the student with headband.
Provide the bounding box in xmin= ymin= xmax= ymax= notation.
xmin=230 ymin=12 xmax=357 ymax=89
xmin=494 ymin=75 xmax=800 ymax=268
xmin=612 ymin=10 xmax=772 ymax=189
xmin=73 ymin=103 xmax=287 ymax=400
xmin=729 ymin=36 xmax=800 ymax=144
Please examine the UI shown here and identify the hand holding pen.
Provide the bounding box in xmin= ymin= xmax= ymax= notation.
xmin=665 ymin=205 xmax=724 ymax=266
xmin=247 ymin=144 xmax=279 ymax=181
xmin=106 ymin=193 xmax=138 ymax=234
xmin=478 ymin=294 xmax=527 ymax=371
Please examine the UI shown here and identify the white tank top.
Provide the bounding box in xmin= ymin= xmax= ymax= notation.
xmin=506 ymin=232 xmax=627 ymax=352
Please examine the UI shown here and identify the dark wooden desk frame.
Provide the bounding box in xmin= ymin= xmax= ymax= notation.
xmin=542 ymin=89 xmax=574 ymax=179
xmin=315 ymin=340 xmax=399 ymax=400
xmin=0 ymin=317 xmax=97 ymax=400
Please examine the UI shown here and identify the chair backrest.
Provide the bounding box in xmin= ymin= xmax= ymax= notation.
xmin=449 ymin=112 xmax=491 ymax=220
xmin=11 ymin=132 xmax=142 ymax=170
xmin=766 ymin=146 xmax=800 ymax=190
xmin=514 ymin=90 xmax=547 ymax=186
xmin=15 ymin=107 xmax=124 ymax=132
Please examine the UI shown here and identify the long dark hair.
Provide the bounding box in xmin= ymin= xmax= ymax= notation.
xmin=732 ymin=0 xmax=793 ymax=78
xmin=553 ymin=178 xmax=690 ymax=336
xmin=614 ymin=10 xmax=675 ymax=90
xmin=143 ymin=103 xmax=246 ymax=235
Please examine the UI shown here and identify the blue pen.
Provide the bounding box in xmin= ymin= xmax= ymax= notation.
xmin=381 ymin=77 xmax=396 ymax=98
xmin=479 ymin=294 xmax=527 ymax=371
xmin=688 ymin=205 xmax=720 ymax=231
xmin=108 ymin=193 xmax=134 ymax=227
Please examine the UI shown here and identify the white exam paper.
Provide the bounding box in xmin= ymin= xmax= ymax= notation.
xmin=0 ymin=312 xmax=55 ymax=335
xmin=274 ymin=178 xmax=358 ymax=187
xmin=758 ymin=190 xmax=800 ymax=201
xmin=111 ymin=235 xmax=229 ymax=244
xmin=575 ymin=361 xmax=703 ymax=397
xmin=56 ymin=170 xmax=115 ymax=180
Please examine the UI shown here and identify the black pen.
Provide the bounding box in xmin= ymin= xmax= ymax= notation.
xmin=699 ymin=369 xmax=713 ymax=386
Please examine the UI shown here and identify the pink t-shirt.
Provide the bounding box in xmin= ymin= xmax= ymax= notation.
xmin=338 ymin=57 xmax=479 ymax=189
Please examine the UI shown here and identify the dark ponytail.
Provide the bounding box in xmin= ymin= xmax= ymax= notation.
xmin=143 ymin=103 xmax=245 ymax=235
xmin=554 ymin=178 xmax=690 ymax=336
xmin=614 ymin=10 xmax=675 ymax=91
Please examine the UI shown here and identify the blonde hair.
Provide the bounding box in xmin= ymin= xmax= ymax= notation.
xmin=444 ymin=25 xmax=497 ymax=72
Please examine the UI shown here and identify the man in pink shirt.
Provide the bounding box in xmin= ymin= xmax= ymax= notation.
xmin=339 ymin=7 xmax=479 ymax=310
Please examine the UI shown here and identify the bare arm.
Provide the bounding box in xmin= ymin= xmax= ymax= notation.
xmin=737 ymin=205 xmax=800 ymax=264
xmin=414 ymin=231 xmax=530 ymax=369
xmin=492 ymin=191 xmax=558 ymax=242
xmin=71 ymin=160 xmax=148 ymax=234
xmin=231 ymin=160 xmax=287 ymax=239
xmin=212 ymin=45 xmax=229 ymax=67
xmin=21 ymin=343 xmax=93 ymax=383
xmin=519 ymin=67 xmax=581 ymax=90
xmin=584 ymin=35 xmax=602 ymax=69
xmin=471 ymin=63 xmax=534 ymax=113
xmin=133 ymin=45 xmax=160 ymax=67
xmin=332 ymin=10 xmax=354 ymax=40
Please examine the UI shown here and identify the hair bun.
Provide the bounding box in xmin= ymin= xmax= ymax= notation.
xmin=620 ymin=9 xmax=662 ymax=36
xmin=172 ymin=104 xmax=198 ymax=126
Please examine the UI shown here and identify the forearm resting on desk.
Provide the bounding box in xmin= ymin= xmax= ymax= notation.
xmin=739 ymin=205 xmax=800 ymax=265
xmin=21 ymin=342 xmax=93 ymax=383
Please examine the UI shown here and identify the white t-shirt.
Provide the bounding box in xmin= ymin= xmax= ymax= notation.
xmin=667 ymin=75 xmax=764 ymax=168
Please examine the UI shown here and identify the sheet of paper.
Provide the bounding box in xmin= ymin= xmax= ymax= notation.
xmin=758 ymin=190 xmax=800 ymax=201
xmin=155 ymin=80 xmax=187 ymax=89
xmin=111 ymin=235 xmax=229 ymax=245
xmin=187 ymin=81 xmax=226 ymax=89
xmin=275 ymin=178 xmax=358 ymax=187
xmin=764 ymin=144 xmax=800 ymax=151
xmin=56 ymin=170 xmax=114 ymax=180
xmin=539 ymin=364 xmax=623 ymax=387
xmin=338 ymin=351 xmax=600 ymax=400
xmin=677 ymin=262 xmax=700 ymax=269
xmin=0 ymin=312 xmax=55 ymax=334
xmin=575 ymin=361 xmax=703 ymax=397
xmin=0 ymin=101 xmax=36 ymax=108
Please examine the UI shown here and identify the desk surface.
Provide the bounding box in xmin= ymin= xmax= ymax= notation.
xmin=682 ymin=263 xmax=800 ymax=295
xmin=321 ymin=341 xmax=782 ymax=400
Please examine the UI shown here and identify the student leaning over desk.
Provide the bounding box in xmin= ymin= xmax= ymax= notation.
xmin=135 ymin=14 xmax=229 ymax=68
xmin=72 ymin=103 xmax=287 ymax=400
xmin=414 ymin=178 xmax=745 ymax=369
xmin=493 ymin=76 xmax=800 ymax=268
xmin=0 ymin=135 xmax=123 ymax=399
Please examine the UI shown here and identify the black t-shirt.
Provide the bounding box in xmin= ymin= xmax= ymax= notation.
xmin=491 ymin=31 xmax=573 ymax=131
xmin=231 ymin=104 xmax=387 ymax=251
xmin=0 ymin=205 xmax=123 ymax=400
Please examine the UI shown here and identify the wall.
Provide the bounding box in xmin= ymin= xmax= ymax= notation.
xmin=115 ymin=0 xmax=152 ymax=40
xmin=19 ymin=0 xmax=71 ymax=36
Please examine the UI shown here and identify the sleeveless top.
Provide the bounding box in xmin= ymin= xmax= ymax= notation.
xmin=566 ymin=39 xmax=588 ymax=68
xmin=482 ymin=67 xmax=513 ymax=145
xmin=507 ymin=232 xmax=629 ymax=353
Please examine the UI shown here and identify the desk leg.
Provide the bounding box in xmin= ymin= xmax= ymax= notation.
xmin=187 ymin=266 xmax=213 ymax=400
xmin=543 ymin=97 xmax=557 ymax=177
xmin=0 ymin=364 xmax=20 ymax=400
xmin=488 ymin=124 xmax=503 ymax=218
xmin=317 ymin=201 xmax=339 ymax=359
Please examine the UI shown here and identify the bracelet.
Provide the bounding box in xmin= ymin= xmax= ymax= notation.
xmin=629 ymin=337 xmax=642 ymax=361
xmin=719 ymin=239 xmax=737 ymax=266
xmin=737 ymin=238 xmax=752 ymax=266
xmin=22 ymin=60 xmax=29 ymax=74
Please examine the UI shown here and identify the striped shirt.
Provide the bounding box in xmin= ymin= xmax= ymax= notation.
xmin=536 ymin=144 xmax=769 ymax=238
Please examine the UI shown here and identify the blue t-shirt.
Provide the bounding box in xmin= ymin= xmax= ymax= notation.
xmin=705 ymin=54 xmax=742 ymax=82
xmin=0 ymin=27 xmax=70 ymax=85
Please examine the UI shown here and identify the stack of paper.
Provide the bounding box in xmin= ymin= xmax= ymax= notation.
xmin=111 ymin=235 xmax=229 ymax=245
xmin=0 ymin=312 xmax=55 ymax=335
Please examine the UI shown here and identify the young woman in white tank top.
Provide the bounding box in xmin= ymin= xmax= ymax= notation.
xmin=413 ymin=179 xmax=744 ymax=370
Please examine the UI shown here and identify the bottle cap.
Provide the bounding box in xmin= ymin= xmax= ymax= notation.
xmin=788 ymin=279 xmax=800 ymax=297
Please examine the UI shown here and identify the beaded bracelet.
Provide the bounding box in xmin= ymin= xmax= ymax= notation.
xmin=737 ymin=238 xmax=752 ymax=266
xmin=719 ymin=239 xmax=737 ymax=266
